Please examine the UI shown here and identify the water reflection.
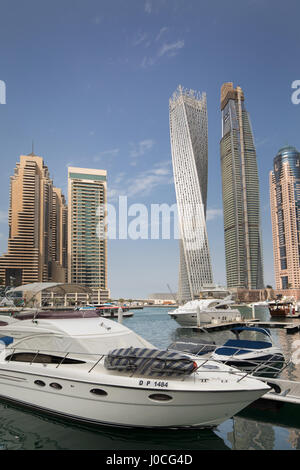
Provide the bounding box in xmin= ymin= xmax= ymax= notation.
xmin=0 ymin=401 xmax=229 ymax=450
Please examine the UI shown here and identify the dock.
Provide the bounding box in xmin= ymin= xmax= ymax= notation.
xmin=257 ymin=377 xmax=300 ymax=407
xmin=191 ymin=319 xmax=257 ymax=333
xmin=190 ymin=319 xmax=300 ymax=334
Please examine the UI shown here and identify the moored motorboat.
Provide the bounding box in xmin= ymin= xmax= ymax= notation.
xmin=210 ymin=326 xmax=285 ymax=377
xmin=79 ymin=304 xmax=134 ymax=318
xmin=0 ymin=310 xmax=269 ymax=428
xmin=168 ymin=298 xmax=242 ymax=327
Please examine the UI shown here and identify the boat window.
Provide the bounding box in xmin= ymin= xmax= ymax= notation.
xmin=215 ymin=304 xmax=229 ymax=309
xmin=34 ymin=380 xmax=46 ymax=387
xmin=5 ymin=353 xmax=86 ymax=364
xmin=209 ymin=302 xmax=219 ymax=308
xmin=148 ymin=394 xmax=173 ymax=402
xmin=49 ymin=382 xmax=62 ymax=390
xmin=90 ymin=388 xmax=108 ymax=396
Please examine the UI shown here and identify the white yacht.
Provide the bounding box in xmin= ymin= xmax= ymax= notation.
xmin=0 ymin=310 xmax=269 ymax=429
xmin=168 ymin=298 xmax=242 ymax=327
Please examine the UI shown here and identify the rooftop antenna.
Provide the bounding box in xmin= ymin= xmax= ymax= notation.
xmin=28 ymin=140 xmax=36 ymax=157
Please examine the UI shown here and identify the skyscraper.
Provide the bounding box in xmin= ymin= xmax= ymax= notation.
xmin=169 ymin=85 xmax=213 ymax=303
xmin=0 ymin=152 xmax=67 ymax=286
xmin=270 ymin=146 xmax=300 ymax=290
xmin=51 ymin=187 xmax=68 ymax=282
xmin=220 ymin=82 xmax=264 ymax=290
xmin=68 ymin=167 xmax=108 ymax=293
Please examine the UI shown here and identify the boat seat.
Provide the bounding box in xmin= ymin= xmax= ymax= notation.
xmin=215 ymin=339 xmax=272 ymax=356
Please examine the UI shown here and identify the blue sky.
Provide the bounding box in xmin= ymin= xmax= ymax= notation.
xmin=0 ymin=0 xmax=300 ymax=298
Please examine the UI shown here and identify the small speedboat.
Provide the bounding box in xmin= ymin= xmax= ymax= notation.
xmin=79 ymin=304 xmax=134 ymax=318
xmin=211 ymin=327 xmax=285 ymax=377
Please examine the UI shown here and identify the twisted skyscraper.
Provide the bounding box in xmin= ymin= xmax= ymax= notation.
xmin=220 ymin=83 xmax=264 ymax=290
xmin=169 ymin=85 xmax=213 ymax=303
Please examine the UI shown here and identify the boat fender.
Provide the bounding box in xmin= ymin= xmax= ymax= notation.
xmin=267 ymin=382 xmax=281 ymax=394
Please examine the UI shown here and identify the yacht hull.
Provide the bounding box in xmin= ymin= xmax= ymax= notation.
xmin=0 ymin=367 xmax=267 ymax=428
xmin=169 ymin=310 xmax=241 ymax=327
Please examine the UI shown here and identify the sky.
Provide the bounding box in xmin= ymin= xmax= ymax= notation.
xmin=0 ymin=0 xmax=300 ymax=298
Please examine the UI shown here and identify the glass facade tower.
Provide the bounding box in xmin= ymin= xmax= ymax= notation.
xmin=220 ymin=83 xmax=264 ymax=290
xmin=169 ymin=85 xmax=213 ymax=303
xmin=68 ymin=167 xmax=107 ymax=290
xmin=270 ymin=146 xmax=300 ymax=290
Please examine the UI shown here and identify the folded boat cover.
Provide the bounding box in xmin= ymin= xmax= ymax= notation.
xmin=104 ymin=347 xmax=197 ymax=377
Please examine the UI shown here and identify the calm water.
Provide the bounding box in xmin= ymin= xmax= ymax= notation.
xmin=0 ymin=306 xmax=300 ymax=450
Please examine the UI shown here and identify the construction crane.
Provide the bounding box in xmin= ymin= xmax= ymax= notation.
xmin=167 ymin=284 xmax=177 ymax=303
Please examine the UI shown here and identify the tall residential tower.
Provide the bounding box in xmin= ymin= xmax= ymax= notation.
xmin=0 ymin=152 xmax=67 ymax=286
xmin=68 ymin=167 xmax=108 ymax=295
xmin=220 ymin=83 xmax=264 ymax=290
xmin=270 ymin=146 xmax=300 ymax=291
xmin=169 ymin=85 xmax=213 ymax=303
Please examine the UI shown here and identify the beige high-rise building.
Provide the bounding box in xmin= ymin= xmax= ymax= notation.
xmin=0 ymin=152 xmax=67 ymax=286
xmin=68 ymin=167 xmax=108 ymax=294
xmin=270 ymin=146 xmax=300 ymax=291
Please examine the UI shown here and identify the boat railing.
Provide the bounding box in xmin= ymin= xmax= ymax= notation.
xmin=168 ymin=340 xmax=290 ymax=381
xmin=2 ymin=342 xmax=291 ymax=382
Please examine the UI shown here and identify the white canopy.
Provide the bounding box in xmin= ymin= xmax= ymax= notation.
xmin=8 ymin=282 xmax=92 ymax=295
xmin=7 ymin=283 xmax=93 ymax=304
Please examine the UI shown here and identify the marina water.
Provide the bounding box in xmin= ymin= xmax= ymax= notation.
xmin=0 ymin=306 xmax=299 ymax=450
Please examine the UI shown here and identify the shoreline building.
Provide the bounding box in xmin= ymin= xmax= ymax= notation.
xmin=0 ymin=152 xmax=67 ymax=286
xmin=220 ymin=82 xmax=264 ymax=290
xmin=67 ymin=167 xmax=110 ymax=303
xmin=169 ymin=85 xmax=213 ymax=303
xmin=270 ymin=146 xmax=300 ymax=297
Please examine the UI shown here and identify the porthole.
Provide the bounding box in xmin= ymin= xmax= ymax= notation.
xmin=49 ymin=382 xmax=62 ymax=390
xmin=34 ymin=380 xmax=46 ymax=387
xmin=148 ymin=393 xmax=173 ymax=402
xmin=90 ymin=388 xmax=108 ymax=396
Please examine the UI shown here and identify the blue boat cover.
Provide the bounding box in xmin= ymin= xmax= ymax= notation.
xmin=230 ymin=326 xmax=271 ymax=336
xmin=215 ymin=339 xmax=272 ymax=356
xmin=104 ymin=347 xmax=197 ymax=377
